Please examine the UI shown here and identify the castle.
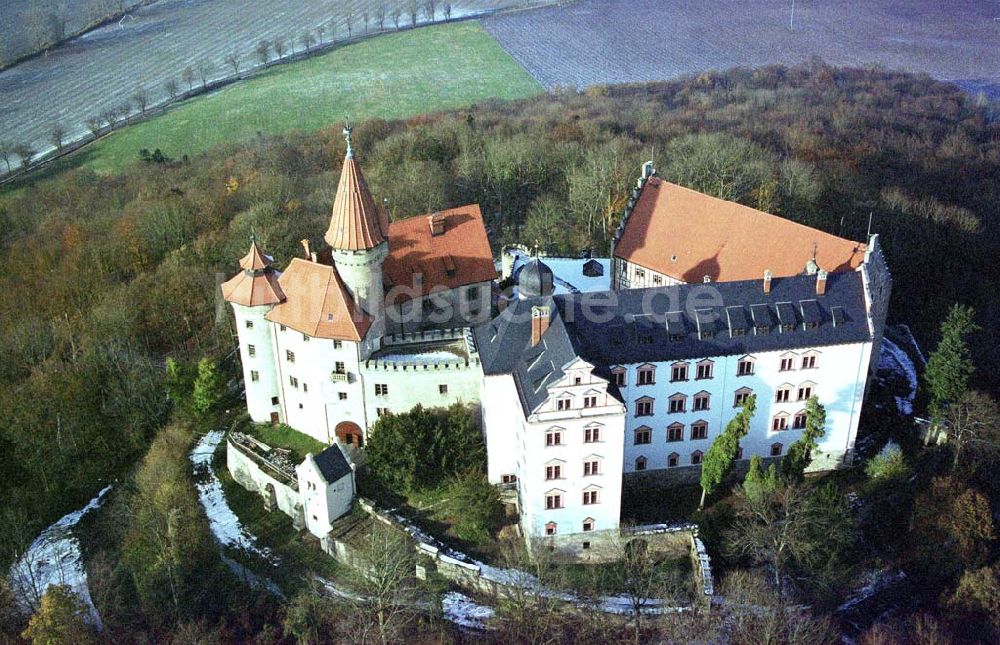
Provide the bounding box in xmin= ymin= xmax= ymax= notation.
xmin=223 ymin=127 xmax=891 ymax=555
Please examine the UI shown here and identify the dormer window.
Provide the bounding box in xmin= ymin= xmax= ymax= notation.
xmin=557 ymin=396 xmax=572 ymax=411
xmin=583 ymin=394 xmax=598 ymax=408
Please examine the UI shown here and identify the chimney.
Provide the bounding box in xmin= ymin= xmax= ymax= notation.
xmin=428 ymin=212 xmax=446 ymax=237
xmin=300 ymin=238 xmax=311 ymax=259
xmin=641 ymin=160 xmax=655 ymax=180
xmin=763 ymin=269 xmax=772 ymax=294
xmin=816 ymin=269 xmax=828 ymax=296
xmin=531 ymin=305 xmax=550 ymax=347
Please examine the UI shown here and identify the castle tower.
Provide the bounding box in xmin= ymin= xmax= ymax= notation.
xmin=325 ymin=124 xmax=388 ymax=344
xmin=221 ymin=236 xmax=285 ymax=423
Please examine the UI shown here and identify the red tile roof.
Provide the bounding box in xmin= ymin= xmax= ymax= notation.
xmin=383 ymin=204 xmax=496 ymax=303
xmin=614 ymin=179 xmax=866 ymax=283
xmin=265 ymin=258 xmax=372 ymax=341
xmin=325 ymin=152 xmax=387 ymax=251
xmin=222 ymin=241 xmax=285 ymax=307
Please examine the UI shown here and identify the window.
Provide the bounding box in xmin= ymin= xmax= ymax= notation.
xmin=333 ymin=340 xmax=342 ymax=349
xmin=245 ymin=320 xmax=254 ymax=329
xmin=634 ymin=426 xmax=652 ymax=445
xmin=691 ymin=421 xmax=708 ymax=440
xmin=798 ymin=385 xmax=813 ymax=401
xmin=376 ymin=407 xmax=388 ymax=417
xmin=635 ymin=456 xmax=647 ymax=471
xmin=302 ymin=334 xmax=310 ymax=342
xmin=545 ymin=493 xmax=563 ymax=510
xmin=668 ymin=394 xmax=686 ymax=414
xmin=696 ymin=361 xmax=714 ymax=380
xmin=501 ymin=474 xmax=517 ymax=484
xmin=582 ymin=518 xmax=595 ymax=532
xmin=271 ymin=396 xmax=279 ymax=405
xmin=583 ymin=459 xmax=600 ymax=476
xmin=557 ymin=397 xmax=572 ymax=411
xmin=779 ymin=356 xmax=795 ymax=371
xmin=637 ymin=366 xmax=655 ymax=386
xmin=546 ymin=429 xmax=563 ymax=446
xmin=545 ymin=464 xmax=562 ymax=480
xmin=584 ymin=425 xmax=601 ymax=443
xmin=375 ymin=383 xmax=388 ymax=396
xmin=668 ymin=453 xmax=679 ymax=467
xmin=691 ymin=450 xmax=703 ymax=465
xmin=289 ymin=376 xmax=299 ymax=388
xmin=248 ymin=344 xmax=256 ymax=357
xmin=793 ymin=411 xmax=808 ymax=429
xmin=693 ymin=392 xmax=710 ymax=411
xmin=612 ymin=368 xmax=626 ymax=387
xmin=636 ymin=268 xmax=645 ymax=279
xmin=334 ymin=361 xmax=345 ymax=374
xmin=279 ymin=325 xmax=287 ymax=332
xmin=286 ymin=350 xmax=295 ymax=363
xmin=667 ymin=423 xmax=684 ymax=442
xmin=583 ymin=490 xmax=599 ymax=505
xmin=636 ymin=398 xmax=654 ymax=417
xmin=776 ymin=387 xmax=791 ymax=403
xmin=574 ymin=375 xmax=582 ymax=385
xmin=671 ymin=363 xmax=689 ymax=382
xmin=737 ymin=357 xmax=755 ymax=376
xmin=545 ymin=522 xmax=557 ymax=536
xmin=733 ymin=388 xmax=753 ymax=407
xmin=298 ymin=403 xmax=304 ymax=409
xmin=582 ymin=541 xmax=591 ymax=550
xmin=250 ymin=370 xmax=259 ymax=382
xmin=466 ymin=286 xmax=478 ymax=301
xmin=802 ymin=354 xmax=817 ymax=369
xmin=771 ymin=443 xmax=784 ymax=457
xmin=772 ymin=414 xmax=789 ymax=431
xmin=338 ymin=392 xmax=348 ymax=401
xmin=439 ymin=384 xmax=448 ymax=395
xmin=302 ymin=383 xmax=308 ymax=393
xmin=584 ymin=395 xmax=598 ymax=408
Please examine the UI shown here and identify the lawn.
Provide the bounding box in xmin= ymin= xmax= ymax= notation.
xmin=73 ymin=21 xmax=542 ymax=173
xmin=247 ymin=422 xmax=328 ymax=464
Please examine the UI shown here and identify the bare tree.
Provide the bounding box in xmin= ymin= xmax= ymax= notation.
xmin=181 ymin=66 xmax=195 ymax=91
xmin=408 ymin=1 xmax=419 ymax=26
xmin=721 ymin=570 xmax=836 ymax=644
xmin=131 ymin=86 xmax=149 ymax=115
xmin=363 ymin=10 xmax=371 ymax=34
xmin=609 ymin=530 xmax=689 ymax=643
xmin=353 ymin=524 xmax=423 ymax=645
xmin=490 ymin=540 xmax=564 ymax=643
xmin=48 ymin=123 xmax=67 ymax=153
xmin=424 ymin=0 xmax=437 ymax=21
xmin=196 ymin=60 xmax=213 ymax=88
xmin=377 ymin=2 xmax=387 ymax=30
xmin=255 ymin=39 xmax=271 ymax=65
xmin=164 ymin=77 xmax=179 ymax=99
xmin=0 ymin=142 xmax=12 ymax=173
xmin=317 ymin=24 xmax=326 ymax=42
xmin=13 ymin=143 xmax=36 ymax=167
xmin=224 ymin=51 xmax=242 ymax=75
xmin=300 ymin=30 xmax=316 ymax=51
xmin=117 ymin=100 xmax=132 ymax=124
xmin=101 ymin=108 xmax=118 ymax=129
xmin=444 ymin=2 xmax=452 ymax=20
xmin=85 ymin=117 xmax=102 ymax=137
xmin=946 ymin=390 xmax=1000 ymax=474
xmin=345 ymin=10 xmax=354 ymax=38
xmin=22 ymin=9 xmax=66 ymax=51
xmin=273 ymin=36 xmax=286 ymax=58
xmin=392 ymin=7 xmax=401 ymax=29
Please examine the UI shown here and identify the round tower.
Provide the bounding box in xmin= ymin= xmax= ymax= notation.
xmin=221 ymin=236 xmax=286 ymax=423
xmin=325 ymin=124 xmax=388 ymax=343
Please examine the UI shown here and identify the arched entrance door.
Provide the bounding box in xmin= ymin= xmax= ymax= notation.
xmin=335 ymin=421 xmax=364 ymax=448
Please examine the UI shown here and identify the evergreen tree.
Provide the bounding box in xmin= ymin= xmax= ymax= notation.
xmin=165 ymin=357 xmax=195 ymax=416
xmin=191 ymin=357 xmax=223 ymax=415
xmin=781 ymin=396 xmax=827 ymax=482
xmin=924 ymin=304 xmax=978 ymax=419
xmin=700 ymin=395 xmax=756 ymax=509
xmin=21 ymin=585 xmax=95 ymax=645
xmin=743 ymin=454 xmax=779 ymax=508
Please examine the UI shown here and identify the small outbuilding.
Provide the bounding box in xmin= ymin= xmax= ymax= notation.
xmin=582 ymin=258 xmax=604 ymax=277
xmin=297 ymin=444 xmax=356 ymax=539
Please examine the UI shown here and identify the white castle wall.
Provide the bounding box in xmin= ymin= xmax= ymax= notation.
xmin=231 ymin=303 xmax=282 ymax=424
xmin=227 ymin=437 xmax=303 ymax=525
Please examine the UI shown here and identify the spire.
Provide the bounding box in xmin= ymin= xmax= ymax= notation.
xmin=325 ymin=121 xmax=387 ymax=251
xmin=223 ymin=237 xmax=284 ymax=307
xmin=239 ymin=237 xmax=273 ymax=272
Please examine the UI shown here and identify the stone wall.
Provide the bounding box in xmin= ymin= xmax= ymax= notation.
xmin=227 ymin=437 xmax=304 ymax=529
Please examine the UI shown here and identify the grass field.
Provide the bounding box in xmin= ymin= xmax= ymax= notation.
xmin=67 ymin=21 xmax=541 ymax=173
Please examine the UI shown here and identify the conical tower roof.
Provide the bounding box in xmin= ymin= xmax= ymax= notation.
xmin=222 ymin=237 xmax=285 ymax=307
xmin=239 ymin=240 xmax=274 ymax=271
xmin=325 ymin=124 xmax=387 ymax=251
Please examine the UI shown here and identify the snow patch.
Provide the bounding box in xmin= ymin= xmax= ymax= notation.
xmin=190 ymin=430 xmax=275 ymax=563
xmin=510 ymin=251 xmax=612 ymax=294
xmin=878 ymin=338 xmax=918 ymax=415
xmin=442 ymin=591 xmax=494 ymax=629
xmin=837 ymin=569 xmax=907 ymax=613
xmin=8 ymin=486 xmax=112 ymax=626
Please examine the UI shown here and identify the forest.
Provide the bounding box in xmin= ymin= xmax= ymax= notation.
xmin=1 ymin=62 xmax=999 ymax=642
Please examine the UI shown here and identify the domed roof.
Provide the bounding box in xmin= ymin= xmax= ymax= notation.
xmin=518 ymin=258 xmax=554 ymax=298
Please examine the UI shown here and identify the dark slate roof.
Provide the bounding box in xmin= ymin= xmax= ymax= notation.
xmin=474 ymin=272 xmax=871 ymax=414
xmin=516 ymin=259 xmax=555 ymax=298
xmin=313 ymin=444 xmax=352 ymax=483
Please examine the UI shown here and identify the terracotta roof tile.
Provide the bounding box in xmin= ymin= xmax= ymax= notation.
xmin=614 ymin=179 xmax=866 ymax=283
xmin=383 ymin=204 xmax=496 ymax=303
xmin=222 ymin=241 xmax=285 ymax=307
xmin=325 ymin=153 xmax=387 ymax=251
xmin=265 ymin=258 xmax=371 ymax=341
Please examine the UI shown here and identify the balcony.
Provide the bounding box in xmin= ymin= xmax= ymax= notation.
xmin=329 ymin=371 xmax=351 ymax=383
